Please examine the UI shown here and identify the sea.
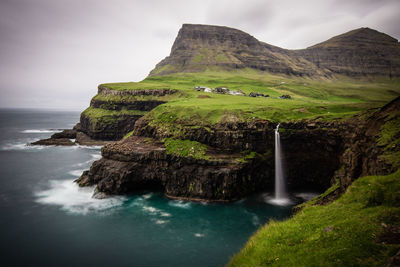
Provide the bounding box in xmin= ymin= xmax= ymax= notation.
xmin=0 ymin=109 xmax=311 ymax=267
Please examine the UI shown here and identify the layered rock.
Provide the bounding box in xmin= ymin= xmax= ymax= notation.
xmin=30 ymin=129 xmax=77 ymax=146
xmin=76 ymin=97 xmax=400 ymax=202
xmin=150 ymin=24 xmax=323 ymax=77
xmin=293 ymin=28 xmax=400 ymax=77
xmin=150 ymin=24 xmax=400 ymax=78
xmin=78 ymin=85 xmax=178 ymax=140
xmin=76 ymin=136 xmax=274 ymax=201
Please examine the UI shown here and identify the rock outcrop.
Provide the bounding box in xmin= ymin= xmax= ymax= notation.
xmin=76 ymin=97 xmax=400 ymax=202
xmin=150 ymin=24 xmax=400 ymax=78
xmin=76 ymin=136 xmax=273 ymax=202
xmin=78 ymin=85 xmax=178 ymax=141
xmin=30 ymin=129 xmax=77 ymax=146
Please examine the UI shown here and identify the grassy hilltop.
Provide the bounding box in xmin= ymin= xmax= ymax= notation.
xmin=94 ymin=69 xmax=400 ymax=129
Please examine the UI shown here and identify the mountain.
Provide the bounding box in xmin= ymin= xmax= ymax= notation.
xmin=294 ymin=27 xmax=400 ymax=77
xmin=149 ymin=24 xmax=400 ymax=78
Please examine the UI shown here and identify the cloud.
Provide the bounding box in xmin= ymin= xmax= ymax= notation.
xmin=0 ymin=0 xmax=399 ymax=109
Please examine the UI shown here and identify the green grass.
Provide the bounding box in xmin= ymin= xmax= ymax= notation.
xmin=129 ymin=71 xmax=398 ymax=138
xmin=377 ymin=113 xmax=400 ymax=169
xmin=92 ymin=70 xmax=399 ymax=139
xmin=82 ymin=107 xmax=146 ymax=124
xmin=99 ymin=82 xmax=171 ymax=91
xmin=229 ymin=170 xmax=400 ymax=267
xmin=163 ymin=137 xmax=210 ymax=160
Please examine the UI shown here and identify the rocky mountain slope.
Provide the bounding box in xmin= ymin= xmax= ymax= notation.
xmin=150 ymin=24 xmax=400 ymax=77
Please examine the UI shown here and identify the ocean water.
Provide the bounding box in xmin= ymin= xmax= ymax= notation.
xmin=0 ymin=109 xmax=302 ymax=267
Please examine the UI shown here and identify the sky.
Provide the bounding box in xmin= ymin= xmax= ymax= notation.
xmin=0 ymin=0 xmax=399 ymax=110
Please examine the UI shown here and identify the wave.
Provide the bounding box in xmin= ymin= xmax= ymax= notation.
xmin=142 ymin=205 xmax=160 ymax=213
xmin=155 ymin=219 xmax=169 ymax=225
xmin=142 ymin=193 xmax=153 ymax=199
xmin=73 ymin=156 xmax=100 ymax=167
xmin=34 ymin=179 xmax=125 ymax=215
xmin=168 ymin=200 xmax=191 ymax=209
xmin=91 ymin=153 xmax=102 ymax=159
xmin=68 ymin=169 xmax=85 ymax=177
xmin=0 ymin=141 xmax=46 ymax=151
xmin=21 ymin=129 xmax=59 ymax=133
xmin=194 ymin=233 xmax=204 ymax=238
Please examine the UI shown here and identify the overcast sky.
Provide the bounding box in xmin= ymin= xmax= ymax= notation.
xmin=1 ymin=0 xmax=399 ymax=110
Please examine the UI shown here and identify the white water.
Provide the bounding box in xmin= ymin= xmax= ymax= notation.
xmin=21 ymin=129 xmax=59 ymax=133
xmin=273 ymin=124 xmax=289 ymax=204
xmin=35 ymin=179 xmax=125 ymax=214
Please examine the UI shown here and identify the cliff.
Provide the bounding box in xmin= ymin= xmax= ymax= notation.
xmin=150 ymin=24 xmax=400 ymax=78
xmin=76 ymin=97 xmax=399 ymax=202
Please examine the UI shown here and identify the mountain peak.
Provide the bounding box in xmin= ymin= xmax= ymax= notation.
xmin=309 ymin=27 xmax=398 ymax=48
xmin=149 ymin=24 xmax=400 ymax=78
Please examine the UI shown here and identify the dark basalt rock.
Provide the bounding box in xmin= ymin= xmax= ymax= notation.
xmin=31 ymin=138 xmax=75 ymax=146
xmin=90 ymin=99 xmax=166 ymax=111
xmin=133 ymin=117 xmax=276 ymax=152
xmin=50 ymin=129 xmax=77 ymax=139
xmin=77 ymin=97 xmax=400 ymax=202
xmin=76 ymin=136 xmax=274 ymax=201
xmin=79 ymin=112 xmax=142 ymax=140
xmin=77 ymin=86 xmax=177 ymax=141
xmin=31 ymin=129 xmax=77 ymax=146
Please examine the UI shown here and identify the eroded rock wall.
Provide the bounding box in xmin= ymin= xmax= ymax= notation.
xmin=77 ymin=97 xmax=400 ymax=201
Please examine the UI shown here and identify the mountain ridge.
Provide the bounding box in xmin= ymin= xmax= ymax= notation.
xmin=149 ymin=24 xmax=400 ymax=78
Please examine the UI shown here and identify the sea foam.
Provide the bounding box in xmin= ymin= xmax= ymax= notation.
xmin=35 ymin=179 xmax=125 ymax=215
xmin=21 ymin=129 xmax=59 ymax=133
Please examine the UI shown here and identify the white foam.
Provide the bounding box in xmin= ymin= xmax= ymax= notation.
xmin=35 ymin=179 xmax=125 ymax=215
xmin=267 ymin=197 xmax=293 ymax=206
xmin=68 ymin=169 xmax=85 ymax=177
xmin=155 ymin=220 xmax=168 ymax=225
xmin=142 ymin=205 xmax=159 ymax=213
xmin=72 ymin=154 xmax=101 ymax=167
xmin=142 ymin=193 xmax=153 ymax=199
xmin=160 ymin=212 xmax=171 ymax=217
xmin=21 ymin=129 xmax=59 ymax=133
xmin=194 ymin=233 xmax=204 ymax=238
xmin=0 ymin=142 xmax=47 ymax=151
xmin=168 ymin=200 xmax=191 ymax=209
xmin=91 ymin=153 xmax=102 ymax=159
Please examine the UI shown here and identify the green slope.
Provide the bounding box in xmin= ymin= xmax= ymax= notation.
xmin=100 ymin=69 xmax=400 ymax=128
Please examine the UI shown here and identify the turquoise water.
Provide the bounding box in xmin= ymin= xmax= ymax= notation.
xmin=0 ymin=109 xmax=311 ymax=267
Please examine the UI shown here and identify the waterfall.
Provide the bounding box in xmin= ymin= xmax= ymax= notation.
xmin=274 ymin=123 xmax=286 ymax=200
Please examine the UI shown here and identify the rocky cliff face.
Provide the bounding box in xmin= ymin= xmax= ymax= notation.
xmin=76 ymin=136 xmax=274 ymax=201
xmin=150 ymin=24 xmax=323 ymax=77
xmin=76 ymin=97 xmax=400 ymax=201
xmin=150 ymin=24 xmax=400 ymax=78
xmin=78 ymin=85 xmax=177 ymax=140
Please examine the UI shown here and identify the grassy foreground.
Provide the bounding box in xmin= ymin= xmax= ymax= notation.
xmin=228 ymin=170 xmax=400 ymax=266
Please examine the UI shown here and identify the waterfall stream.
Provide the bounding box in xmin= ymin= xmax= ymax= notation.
xmin=274 ymin=123 xmax=286 ymax=199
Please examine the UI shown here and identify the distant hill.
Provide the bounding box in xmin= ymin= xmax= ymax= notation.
xmin=149 ymin=24 xmax=400 ymax=78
